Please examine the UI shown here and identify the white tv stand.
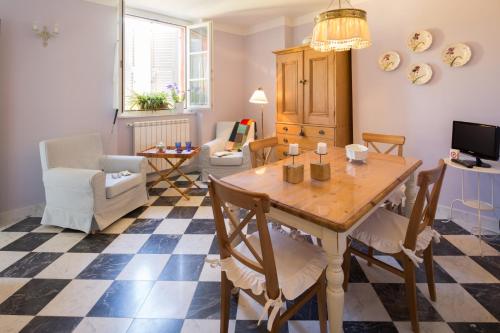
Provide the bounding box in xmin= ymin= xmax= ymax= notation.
xmin=444 ymin=158 xmax=499 ymax=254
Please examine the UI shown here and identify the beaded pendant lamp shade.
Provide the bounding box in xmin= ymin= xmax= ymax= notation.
xmin=310 ymin=0 xmax=372 ymax=52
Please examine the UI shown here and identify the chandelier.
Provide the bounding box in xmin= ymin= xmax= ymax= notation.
xmin=310 ymin=0 xmax=372 ymax=52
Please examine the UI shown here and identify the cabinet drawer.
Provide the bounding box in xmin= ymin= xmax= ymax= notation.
xmin=303 ymin=125 xmax=335 ymax=139
xmin=277 ymin=134 xmax=334 ymax=150
xmin=276 ymin=123 xmax=302 ymax=135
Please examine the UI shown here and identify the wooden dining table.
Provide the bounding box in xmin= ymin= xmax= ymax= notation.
xmin=222 ymin=147 xmax=422 ymax=333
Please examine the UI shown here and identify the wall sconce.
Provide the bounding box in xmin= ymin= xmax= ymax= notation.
xmin=32 ymin=23 xmax=59 ymax=47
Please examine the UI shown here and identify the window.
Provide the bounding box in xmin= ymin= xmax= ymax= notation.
xmin=119 ymin=2 xmax=213 ymax=113
xmin=124 ymin=15 xmax=185 ymax=111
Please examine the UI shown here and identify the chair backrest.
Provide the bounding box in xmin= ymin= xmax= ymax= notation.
xmin=208 ymin=175 xmax=280 ymax=299
xmin=39 ymin=133 xmax=103 ymax=171
xmin=249 ymin=137 xmax=279 ymax=168
xmin=404 ymin=159 xmax=447 ymax=250
xmin=362 ymin=132 xmax=406 ymax=156
xmin=216 ymin=121 xmax=255 ymax=143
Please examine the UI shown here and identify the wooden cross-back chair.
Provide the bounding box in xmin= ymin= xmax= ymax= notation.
xmin=208 ymin=175 xmax=327 ymax=333
xmin=249 ymin=137 xmax=279 ymax=168
xmin=362 ymin=132 xmax=406 ymax=156
xmin=343 ymin=160 xmax=447 ymax=333
xmin=363 ymin=132 xmax=407 ymax=216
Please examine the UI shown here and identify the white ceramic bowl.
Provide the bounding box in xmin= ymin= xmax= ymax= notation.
xmin=345 ymin=144 xmax=368 ymax=162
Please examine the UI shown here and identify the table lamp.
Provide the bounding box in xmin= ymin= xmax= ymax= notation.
xmin=249 ymin=87 xmax=268 ymax=138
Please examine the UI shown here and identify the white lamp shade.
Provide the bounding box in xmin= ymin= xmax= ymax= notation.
xmin=249 ymin=88 xmax=268 ymax=104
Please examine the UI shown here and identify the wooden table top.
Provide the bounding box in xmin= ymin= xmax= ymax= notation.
xmin=137 ymin=146 xmax=201 ymax=159
xmin=222 ymin=147 xmax=422 ymax=232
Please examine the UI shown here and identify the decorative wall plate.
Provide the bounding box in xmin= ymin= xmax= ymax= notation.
xmin=407 ymin=63 xmax=433 ymax=85
xmin=378 ymin=51 xmax=401 ymax=71
xmin=407 ymin=30 xmax=433 ymax=52
xmin=442 ymin=43 xmax=472 ymax=67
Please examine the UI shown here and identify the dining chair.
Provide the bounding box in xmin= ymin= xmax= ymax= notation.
xmin=363 ymin=132 xmax=407 ymax=213
xmin=208 ymin=175 xmax=328 ymax=333
xmin=249 ymin=137 xmax=305 ymax=240
xmin=249 ymin=136 xmax=279 ymax=168
xmin=343 ymin=160 xmax=447 ymax=333
xmin=362 ymin=132 xmax=406 ymax=156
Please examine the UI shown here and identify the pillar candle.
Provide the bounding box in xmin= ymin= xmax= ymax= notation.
xmin=288 ymin=143 xmax=299 ymax=155
xmin=317 ymin=142 xmax=327 ymax=154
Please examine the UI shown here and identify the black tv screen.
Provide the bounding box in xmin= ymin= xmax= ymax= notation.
xmin=452 ymin=121 xmax=499 ymax=161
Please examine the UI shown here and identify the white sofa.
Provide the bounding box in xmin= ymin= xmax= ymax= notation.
xmin=200 ymin=121 xmax=255 ymax=181
xmin=39 ymin=133 xmax=148 ymax=233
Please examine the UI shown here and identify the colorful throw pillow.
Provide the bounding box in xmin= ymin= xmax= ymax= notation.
xmin=224 ymin=119 xmax=255 ymax=151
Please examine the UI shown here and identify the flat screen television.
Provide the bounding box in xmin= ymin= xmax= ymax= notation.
xmin=451 ymin=121 xmax=500 ymax=168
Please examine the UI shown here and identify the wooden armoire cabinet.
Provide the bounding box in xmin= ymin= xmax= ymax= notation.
xmin=273 ymin=45 xmax=353 ymax=159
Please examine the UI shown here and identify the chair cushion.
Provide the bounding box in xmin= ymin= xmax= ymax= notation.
xmin=386 ymin=184 xmax=406 ymax=206
xmin=105 ymin=173 xmax=143 ymax=199
xmin=350 ymin=207 xmax=440 ymax=258
xmin=350 ymin=208 xmax=408 ymax=254
xmin=210 ymin=152 xmax=243 ymax=166
xmin=220 ymin=226 xmax=327 ymax=300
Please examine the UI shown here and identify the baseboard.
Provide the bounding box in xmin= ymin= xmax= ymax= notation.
xmin=0 ymin=203 xmax=45 ymax=227
xmin=436 ymin=204 xmax=499 ymax=234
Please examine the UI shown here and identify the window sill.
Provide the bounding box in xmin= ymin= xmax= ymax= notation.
xmin=117 ymin=110 xmax=197 ymax=119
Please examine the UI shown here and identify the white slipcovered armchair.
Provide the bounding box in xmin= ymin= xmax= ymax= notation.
xmin=39 ymin=133 xmax=148 ymax=233
xmin=200 ymin=121 xmax=255 ymax=181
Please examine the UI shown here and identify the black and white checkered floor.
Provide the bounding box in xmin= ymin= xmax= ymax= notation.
xmin=0 ymin=173 xmax=498 ymax=333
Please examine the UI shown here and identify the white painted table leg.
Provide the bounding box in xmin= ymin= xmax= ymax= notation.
xmin=404 ymin=172 xmax=418 ymax=217
xmin=322 ymin=230 xmax=347 ymax=333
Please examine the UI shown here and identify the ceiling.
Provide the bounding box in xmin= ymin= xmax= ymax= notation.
xmin=125 ymin=0 xmax=326 ymax=25
xmin=86 ymin=0 xmax=366 ymax=34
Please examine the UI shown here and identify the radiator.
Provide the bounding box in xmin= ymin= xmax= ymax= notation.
xmin=131 ymin=119 xmax=190 ymax=173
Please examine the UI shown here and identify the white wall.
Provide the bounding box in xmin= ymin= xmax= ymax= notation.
xmin=350 ymin=0 xmax=500 ymax=214
xmin=0 ymin=0 xmax=117 ymax=214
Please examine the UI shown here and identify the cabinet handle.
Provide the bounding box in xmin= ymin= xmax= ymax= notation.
xmin=299 ymin=80 xmax=304 ymax=84
xmin=283 ymin=138 xmax=288 ymax=143
xmin=303 ymin=79 xmax=308 ymax=84
xmin=283 ymin=151 xmax=288 ymax=156
xmin=319 ymin=130 xmax=325 ymax=135
xmin=299 ymin=128 xmax=305 ymax=137
xmin=283 ymin=126 xmax=288 ymax=131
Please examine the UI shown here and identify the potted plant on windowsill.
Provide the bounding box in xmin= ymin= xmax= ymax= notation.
xmin=129 ymin=92 xmax=171 ymax=111
xmin=166 ymin=83 xmax=185 ymax=113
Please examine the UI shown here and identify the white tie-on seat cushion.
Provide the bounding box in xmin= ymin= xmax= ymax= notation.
xmin=350 ymin=208 xmax=440 ymax=266
xmin=209 ymin=152 xmax=243 ymax=166
xmin=105 ymin=173 xmax=143 ymax=199
xmin=386 ymin=184 xmax=407 ymax=206
xmin=220 ymin=226 xmax=327 ymax=300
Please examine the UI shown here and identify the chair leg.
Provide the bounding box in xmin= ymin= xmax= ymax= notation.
xmin=367 ymin=247 xmax=374 ymax=266
xmin=423 ymin=243 xmax=436 ymax=302
xmin=342 ymin=239 xmax=352 ymax=291
xmin=317 ymin=271 xmax=328 ymax=333
xmin=403 ymin=257 xmax=420 ymax=333
xmin=220 ymin=272 xmax=231 ymax=333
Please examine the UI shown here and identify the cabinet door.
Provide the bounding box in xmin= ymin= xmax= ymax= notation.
xmin=276 ymin=52 xmax=303 ymax=123
xmin=303 ymin=49 xmax=335 ymax=126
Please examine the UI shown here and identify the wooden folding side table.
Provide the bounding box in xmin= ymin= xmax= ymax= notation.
xmin=137 ymin=146 xmax=201 ymax=200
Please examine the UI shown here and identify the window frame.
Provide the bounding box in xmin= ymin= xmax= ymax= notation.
xmin=186 ymin=21 xmax=213 ymax=110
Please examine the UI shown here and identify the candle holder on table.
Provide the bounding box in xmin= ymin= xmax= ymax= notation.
xmin=283 ymin=144 xmax=304 ymax=184
xmin=310 ymin=144 xmax=330 ymax=181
